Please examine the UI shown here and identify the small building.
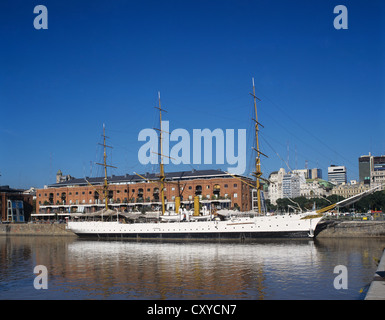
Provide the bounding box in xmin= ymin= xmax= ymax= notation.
xmin=0 ymin=186 xmax=34 ymax=222
xmin=301 ymin=178 xmax=333 ymax=199
xmin=330 ymin=182 xmax=372 ymax=199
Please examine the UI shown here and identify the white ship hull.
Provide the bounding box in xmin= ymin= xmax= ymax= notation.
xmin=67 ymin=213 xmax=323 ymax=241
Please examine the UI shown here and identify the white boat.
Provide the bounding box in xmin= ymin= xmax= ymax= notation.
xmin=66 ymin=187 xmax=378 ymax=240
xmin=67 ymin=212 xmax=324 ymax=240
xmin=66 ymin=83 xmax=375 ymax=241
xmin=160 ymin=213 xmax=184 ymax=222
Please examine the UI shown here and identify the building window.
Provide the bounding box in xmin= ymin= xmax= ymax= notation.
xmin=224 ymin=184 xmax=228 ymax=188
xmin=234 ymin=184 xmax=237 ymax=188
xmin=234 ymin=193 xmax=238 ymax=198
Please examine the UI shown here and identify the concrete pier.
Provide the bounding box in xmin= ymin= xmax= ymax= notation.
xmin=0 ymin=223 xmax=76 ymax=236
xmin=365 ymin=249 xmax=385 ymax=300
xmin=316 ymin=220 xmax=385 ymax=238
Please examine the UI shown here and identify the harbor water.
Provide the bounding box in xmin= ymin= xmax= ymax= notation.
xmin=0 ymin=236 xmax=384 ymax=300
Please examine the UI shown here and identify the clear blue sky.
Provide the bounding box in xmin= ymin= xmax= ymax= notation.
xmin=0 ymin=0 xmax=384 ymax=188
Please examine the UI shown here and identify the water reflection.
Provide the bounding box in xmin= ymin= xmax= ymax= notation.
xmin=64 ymin=239 xmax=324 ymax=299
xmin=0 ymin=237 xmax=384 ymax=300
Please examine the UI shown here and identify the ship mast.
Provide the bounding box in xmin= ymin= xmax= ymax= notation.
xmin=250 ymin=78 xmax=267 ymax=215
xmin=96 ymin=124 xmax=117 ymax=211
xmin=155 ymin=92 xmax=167 ymax=215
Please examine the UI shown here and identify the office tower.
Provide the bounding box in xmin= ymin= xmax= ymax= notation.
xmin=359 ymin=155 xmax=371 ymax=184
xmin=328 ymin=165 xmax=347 ymax=185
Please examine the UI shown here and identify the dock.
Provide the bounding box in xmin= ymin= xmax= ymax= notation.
xmin=365 ymin=248 xmax=385 ymax=300
xmin=0 ymin=223 xmax=76 ymax=236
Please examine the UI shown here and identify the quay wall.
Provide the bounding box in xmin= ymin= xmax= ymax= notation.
xmin=316 ymin=221 xmax=385 ymax=238
xmin=0 ymin=223 xmax=76 ymax=236
xmin=0 ymin=220 xmax=384 ymax=237
xmin=365 ymin=248 xmax=385 ymax=300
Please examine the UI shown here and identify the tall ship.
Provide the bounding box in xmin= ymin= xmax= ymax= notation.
xmin=66 ymin=81 xmax=371 ymax=240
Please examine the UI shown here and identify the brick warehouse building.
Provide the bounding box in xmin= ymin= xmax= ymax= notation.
xmin=36 ymin=169 xmax=254 ymax=217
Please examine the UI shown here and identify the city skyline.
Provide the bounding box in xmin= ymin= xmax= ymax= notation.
xmin=1 ymin=0 xmax=384 ymax=189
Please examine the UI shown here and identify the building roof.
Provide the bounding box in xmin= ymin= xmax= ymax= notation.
xmin=306 ymin=178 xmax=334 ymax=189
xmin=47 ymin=169 xmax=249 ymax=188
xmin=0 ymin=186 xmax=25 ymax=193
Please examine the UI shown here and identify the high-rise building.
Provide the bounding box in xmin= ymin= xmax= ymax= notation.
xmin=358 ymin=154 xmax=385 ymax=189
xmin=328 ymin=165 xmax=347 ymax=185
xmin=359 ymin=155 xmax=371 ymax=185
xmin=282 ymin=173 xmax=300 ymax=199
xmin=309 ymin=168 xmax=322 ymax=179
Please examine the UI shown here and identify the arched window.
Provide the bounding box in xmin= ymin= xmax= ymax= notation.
xmin=153 ymin=187 xmax=159 ymax=201
xmin=195 ymin=185 xmax=202 ymax=196
xmin=213 ymin=184 xmax=220 ymax=198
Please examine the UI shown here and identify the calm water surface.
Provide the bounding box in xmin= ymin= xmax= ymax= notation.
xmin=0 ymin=236 xmax=384 ymax=300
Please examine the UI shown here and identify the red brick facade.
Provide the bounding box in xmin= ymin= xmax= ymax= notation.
xmin=36 ymin=176 xmax=252 ymax=214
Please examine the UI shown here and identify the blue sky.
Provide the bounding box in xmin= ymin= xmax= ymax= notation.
xmin=0 ymin=0 xmax=384 ymax=188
